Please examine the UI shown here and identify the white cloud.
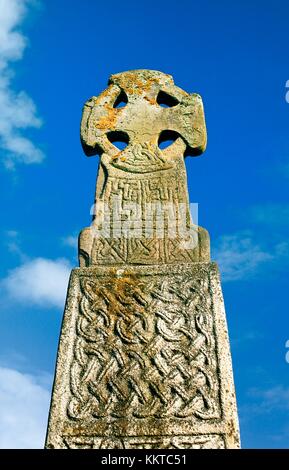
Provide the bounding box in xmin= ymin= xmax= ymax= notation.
xmin=213 ymin=232 xmax=273 ymax=281
xmin=0 ymin=0 xmax=44 ymax=169
xmin=231 ymin=330 xmax=264 ymax=348
xmin=2 ymin=257 xmax=71 ymax=308
xmin=4 ymin=229 xmax=27 ymax=261
xmin=241 ymin=386 xmax=289 ymax=416
xmin=62 ymin=234 xmax=78 ymax=249
xmin=251 ymin=386 xmax=289 ymax=410
xmin=239 ymin=385 xmax=289 ymax=447
xmin=0 ymin=366 xmax=51 ymax=448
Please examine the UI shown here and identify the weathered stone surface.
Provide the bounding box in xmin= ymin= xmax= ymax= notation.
xmin=45 ymin=70 xmax=240 ymax=449
xmin=46 ymin=263 xmax=239 ymax=449
xmin=78 ymin=70 xmax=209 ymax=267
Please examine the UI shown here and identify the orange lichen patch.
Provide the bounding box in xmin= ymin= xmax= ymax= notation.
xmin=125 ymin=87 xmax=135 ymax=95
xmin=111 ymin=151 xmax=122 ymax=160
xmin=144 ymin=96 xmax=156 ymax=105
xmin=100 ymin=87 xmax=112 ymax=98
xmin=141 ymin=77 xmax=159 ymax=92
xmin=117 ymin=73 xmax=159 ymax=96
xmin=85 ymin=272 xmax=148 ymax=323
xmin=94 ymin=106 xmax=117 ymax=130
xmin=117 ymin=73 xmax=145 ymax=92
xmin=98 ymin=274 xmax=149 ymax=320
xmin=93 ymin=86 xmax=113 ymax=103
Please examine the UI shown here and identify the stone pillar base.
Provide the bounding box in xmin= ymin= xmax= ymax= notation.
xmin=45 ymin=263 xmax=240 ymax=449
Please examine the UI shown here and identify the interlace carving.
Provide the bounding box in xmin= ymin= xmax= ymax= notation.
xmin=67 ymin=273 xmax=221 ymax=421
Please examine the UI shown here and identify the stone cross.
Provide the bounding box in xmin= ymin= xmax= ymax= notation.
xmin=45 ymin=70 xmax=240 ymax=449
xmin=79 ymin=70 xmax=209 ymax=267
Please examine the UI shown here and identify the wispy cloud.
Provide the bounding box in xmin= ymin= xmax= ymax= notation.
xmin=213 ymin=232 xmax=273 ymax=281
xmin=4 ymin=229 xmax=27 ymax=261
xmin=62 ymin=234 xmax=78 ymax=249
xmin=238 ymin=384 xmax=289 ymax=446
xmin=248 ymin=386 xmax=289 ymax=412
xmin=0 ymin=0 xmax=44 ymax=169
xmin=0 ymin=366 xmax=51 ymax=448
xmin=231 ymin=330 xmax=264 ymax=348
xmin=1 ymin=257 xmax=71 ymax=308
xmin=240 ymin=385 xmax=289 ymax=420
xmin=248 ymin=204 xmax=289 ymax=228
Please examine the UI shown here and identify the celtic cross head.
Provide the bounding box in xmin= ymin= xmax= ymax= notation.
xmin=81 ymin=69 xmax=207 ymax=171
xmin=79 ymin=70 xmax=209 ymax=267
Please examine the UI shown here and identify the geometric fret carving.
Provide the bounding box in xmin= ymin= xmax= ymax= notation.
xmin=62 ymin=434 xmax=226 ymax=449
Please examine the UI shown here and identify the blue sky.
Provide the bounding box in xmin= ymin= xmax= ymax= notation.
xmin=0 ymin=0 xmax=289 ymax=448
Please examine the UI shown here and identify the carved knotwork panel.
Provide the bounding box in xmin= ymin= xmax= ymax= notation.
xmin=67 ymin=271 xmax=221 ymax=422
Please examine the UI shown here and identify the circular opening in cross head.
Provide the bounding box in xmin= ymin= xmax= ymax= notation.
xmin=107 ymin=131 xmax=129 ymax=150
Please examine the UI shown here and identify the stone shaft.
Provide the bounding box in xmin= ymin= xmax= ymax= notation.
xmin=46 ymin=263 xmax=240 ymax=449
